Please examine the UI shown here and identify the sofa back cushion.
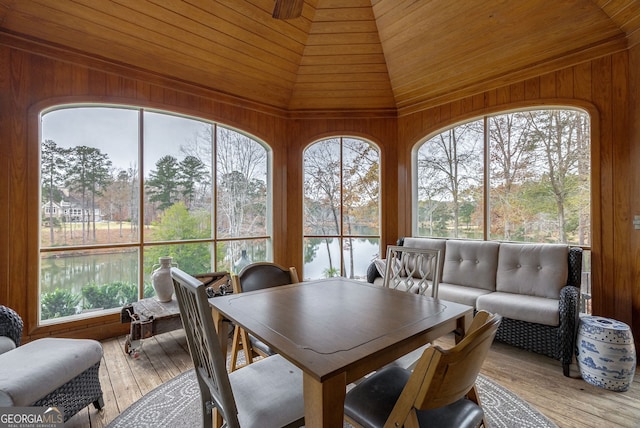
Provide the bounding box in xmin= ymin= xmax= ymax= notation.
xmin=402 ymin=238 xmax=447 ymax=281
xmin=442 ymin=240 xmax=499 ymax=291
xmin=496 ymin=243 xmax=568 ymax=299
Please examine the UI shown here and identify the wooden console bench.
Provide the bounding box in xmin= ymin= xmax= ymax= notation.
xmin=120 ymin=271 xmax=229 ymax=357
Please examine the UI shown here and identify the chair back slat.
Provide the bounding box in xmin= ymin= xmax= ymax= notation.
xmin=383 ymin=246 xmax=441 ymax=297
xmin=172 ymin=267 xmax=240 ymax=428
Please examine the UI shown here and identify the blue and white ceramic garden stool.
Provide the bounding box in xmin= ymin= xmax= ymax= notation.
xmin=576 ymin=316 xmax=636 ymax=392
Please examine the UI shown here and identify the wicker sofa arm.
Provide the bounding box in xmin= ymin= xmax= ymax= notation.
xmin=0 ymin=305 xmax=23 ymax=347
xmin=366 ymin=261 xmax=381 ymax=283
xmin=567 ymin=247 xmax=583 ymax=288
xmin=558 ymin=284 xmax=580 ymax=374
xmin=558 ymin=246 xmax=583 ymax=372
xmin=367 ymin=238 xmax=406 ymax=284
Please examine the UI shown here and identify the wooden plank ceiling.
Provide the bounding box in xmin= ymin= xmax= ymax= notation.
xmin=0 ymin=0 xmax=639 ymax=113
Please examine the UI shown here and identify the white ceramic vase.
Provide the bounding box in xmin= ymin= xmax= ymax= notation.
xmin=576 ymin=316 xmax=636 ymax=392
xmin=151 ymin=256 xmax=175 ymax=302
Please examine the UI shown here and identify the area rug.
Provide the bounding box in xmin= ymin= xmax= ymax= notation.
xmin=108 ymin=369 xmax=557 ymax=428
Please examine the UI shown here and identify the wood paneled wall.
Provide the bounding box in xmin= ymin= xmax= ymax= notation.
xmin=0 ymin=35 xmax=397 ymax=341
xmin=1 ymin=34 xmax=638 ymax=352
xmin=630 ymin=44 xmax=640 ymax=347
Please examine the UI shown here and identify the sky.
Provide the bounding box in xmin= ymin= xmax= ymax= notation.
xmin=41 ymin=106 xmax=208 ymax=174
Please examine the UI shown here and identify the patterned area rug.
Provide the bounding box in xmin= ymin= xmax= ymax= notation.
xmin=108 ymin=369 xmax=557 ymax=428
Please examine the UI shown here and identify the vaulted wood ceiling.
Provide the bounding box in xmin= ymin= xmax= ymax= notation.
xmin=1 ymin=0 xmax=639 ymax=114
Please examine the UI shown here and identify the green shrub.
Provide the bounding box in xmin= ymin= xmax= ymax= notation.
xmin=41 ymin=289 xmax=81 ymax=320
xmin=81 ymin=282 xmax=156 ymax=310
xmin=81 ymin=283 xmax=122 ymax=310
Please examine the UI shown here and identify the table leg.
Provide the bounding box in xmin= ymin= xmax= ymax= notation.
xmin=455 ymin=311 xmax=473 ymax=344
xmin=303 ymin=372 xmax=346 ymax=428
xmin=211 ymin=308 xmax=228 ymax=358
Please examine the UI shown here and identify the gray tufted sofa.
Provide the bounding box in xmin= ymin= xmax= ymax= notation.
xmin=367 ymin=237 xmax=583 ymax=376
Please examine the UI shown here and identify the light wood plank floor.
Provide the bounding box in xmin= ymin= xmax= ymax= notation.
xmin=66 ymin=330 xmax=640 ymax=428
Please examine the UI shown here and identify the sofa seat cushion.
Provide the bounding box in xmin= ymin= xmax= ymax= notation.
xmin=442 ymin=240 xmax=499 ymax=291
xmin=496 ymin=243 xmax=568 ymax=299
xmin=0 ymin=338 xmax=103 ymax=406
xmin=438 ymin=283 xmax=493 ymax=307
xmin=476 ymin=292 xmax=559 ymax=326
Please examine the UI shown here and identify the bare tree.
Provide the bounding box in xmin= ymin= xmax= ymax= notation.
xmin=304 ymin=139 xmax=341 ymax=274
xmin=529 ymin=110 xmax=584 ymax=243
xmin=488 ymin=112 xmax=538 ymax=240
xmin=342 ymin=138 xmax=379 ymax=278
xmin=101 ymin=167 xmax=137 ymax=240
xmin=216 ymin=126 xmax=268 ymax=264
xmin=417 ymin=121 xmax=483 ymax=237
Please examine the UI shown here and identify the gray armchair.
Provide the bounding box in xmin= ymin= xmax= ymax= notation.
xmin=0 ymin=305 xmax=104 ymax=421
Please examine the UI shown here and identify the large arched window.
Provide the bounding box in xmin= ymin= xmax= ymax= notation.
xmin=303 ymin=137 xmax=380 ymax=280
xmin=39 ymin=105 xmax=271 ymax=323
xmin=414 ymin=108 xmax=591 ymax=309
xmin=414 ymin=108 xmax=590 ymax=246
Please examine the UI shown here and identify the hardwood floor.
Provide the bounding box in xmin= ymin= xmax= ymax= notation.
xmin=66 ymin=330 xmax=640 ymax=428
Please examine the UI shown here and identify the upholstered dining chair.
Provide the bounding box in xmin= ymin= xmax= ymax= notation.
xmin=383 ymin=246 xmax=441 ymax=297
xmin=171 ymin=267 xmax=304 ymax=428
xmin=344 ymin=311 xmax=502 ymax=428
xmin=229 ymin=262 xmax=299 ymax=371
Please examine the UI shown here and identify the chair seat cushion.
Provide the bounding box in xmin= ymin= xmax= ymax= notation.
xmin=230 ymin=354 xmax=304 ymax=427
xmin=345 ymin=366 xmax=484 ymax=428
xmin=0 ymin=338 xmax=103 ymax=406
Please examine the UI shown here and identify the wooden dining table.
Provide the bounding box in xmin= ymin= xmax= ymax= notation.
xmin=208 ymin=277 xmax=473 ymax=428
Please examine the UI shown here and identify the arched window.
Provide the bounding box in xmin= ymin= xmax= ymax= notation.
xmin=303 ymin=137 xmax=381 ymax=280
xmin=414 ymin=108 xmax=590 ymax=246
xmin=414 ymin=108 xmax=591 ymax=310
xmin=39 ymin=106 xmax=271 ymax=323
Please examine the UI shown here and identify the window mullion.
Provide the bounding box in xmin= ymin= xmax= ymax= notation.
xmin=483 ymin=115 xmax=490 ymax=241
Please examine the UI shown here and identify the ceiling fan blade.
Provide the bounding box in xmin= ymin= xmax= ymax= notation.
xmin=272 ymin=0 xmax=304 ymax=20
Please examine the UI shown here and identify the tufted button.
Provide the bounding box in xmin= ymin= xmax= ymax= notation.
xmin=537 ymin=265 xmax=542 ymax=270
xmin=459 ymin=258 xmax=463 ymax=262
xmin=475 ymin=259 xmax=480 ymax=264
xmin=516 ymin=264 xmax=521 ymax=268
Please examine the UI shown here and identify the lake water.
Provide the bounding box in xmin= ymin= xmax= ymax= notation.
xmin=303 ymin=238 xmax=380 ymax=281
xmin=40 ymin=238 xmax=382 ymax=296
